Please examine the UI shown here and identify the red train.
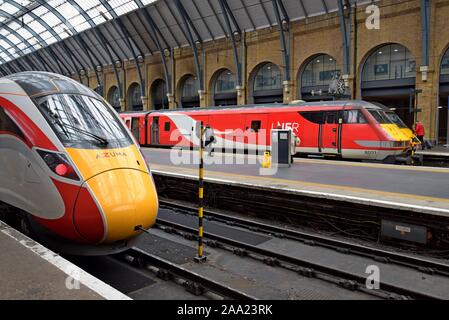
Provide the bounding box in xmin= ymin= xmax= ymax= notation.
xmin=119 ymin=101 xmax=412 ymax=162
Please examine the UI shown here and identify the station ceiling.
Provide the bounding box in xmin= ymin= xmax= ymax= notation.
xmin=0 ymin=0 xmax=372 ymax=76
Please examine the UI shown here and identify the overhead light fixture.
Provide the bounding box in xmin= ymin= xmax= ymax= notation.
xmin=115 ymin=60 xmax=122 ymax=68
xmin=378 ymin=51 xmax=382 ymax=55
xmin=137 ymin=55 xmax=144 ymax=64
xmin=281 ymin=20 xmax=289 ymax=31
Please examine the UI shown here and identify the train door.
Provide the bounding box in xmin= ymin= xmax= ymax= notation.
xmin=158 ymin=116 xmax=174 ymax=146
xmin=244 ymin=114 xmax=268 ymax=153
xmin=131 ymin=117 xmax=140 ymax=142
xmin=321 ymin=111 xmax=339 ymax=154
xmin=151 ymin=117 xmax=159 ymax=145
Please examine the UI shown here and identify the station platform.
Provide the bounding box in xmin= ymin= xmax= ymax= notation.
xmin=416 ymin=145 xmax=449 ymax=158
xmin=0 ymin=221 xmax=130 ymax=300
xmin=142 ymin=148 xmax=449 ymax=216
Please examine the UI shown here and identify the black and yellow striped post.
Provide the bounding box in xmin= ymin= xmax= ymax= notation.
xmin=194 ymin=123 xmax=207 ymax=263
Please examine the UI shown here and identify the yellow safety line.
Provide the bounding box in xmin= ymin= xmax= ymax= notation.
xmin=152 ymin=163 xmax=449 ymax=205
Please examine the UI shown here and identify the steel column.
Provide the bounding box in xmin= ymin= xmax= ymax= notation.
xmin=421 ymin=0 xmax=431 ymax=66
xmin=174 ymin=0 xmax=204 ymax=90
xmin=272 ymin=0 xmax=291 ymax=82
xmin=217 ymin=0 xmax=242 ymax=86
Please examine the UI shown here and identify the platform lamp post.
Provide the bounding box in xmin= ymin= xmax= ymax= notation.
xmin=409 ymin=88 xmax=423 ymax=124
xmin=194 ymin=122 xmax=207 ymax=263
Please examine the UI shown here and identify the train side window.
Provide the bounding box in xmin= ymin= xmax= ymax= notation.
xmin=164 ymin=122 xmax=170 ymax=131
xmin=299 ymin=111 xmax=324 ymax=124
xmin=343 ymin=110 xmax=367 ymax=124
xmin=251 ymin=120 xmax=261 ymax=133
xmin=0 ymin=107 xmax=25 ymax=139
xmin=325 ymin=112 xmax=337 ymax=124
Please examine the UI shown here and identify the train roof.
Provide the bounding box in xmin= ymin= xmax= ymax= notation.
xmin=120 ymin=100 xmax=387 ymax=116
xmin=4 ymin=72 xmax=100 ymax=100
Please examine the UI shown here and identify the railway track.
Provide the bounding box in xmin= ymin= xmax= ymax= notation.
xmin=122 ymin=247 xmax=257 ymax=300
xmin=159 ymin=200 xmax=449 ymax=276
xmin=157 ymin=199 xmax=449 ymax=300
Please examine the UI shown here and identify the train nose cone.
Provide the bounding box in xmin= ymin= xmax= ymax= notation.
xmin=74 ymin=169 xmax=158 ymax=243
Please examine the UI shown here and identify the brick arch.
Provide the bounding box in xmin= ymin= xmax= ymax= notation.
xmin=127 ymin=82 xmax=142 ymax=110
xmin=296 ymin=53 xmax=340 ymax=99
xmin=438 ymin=44 xmax=449 ymax=77
xmin=208 ymin=66 xmax=236 ymax=95
xmin=105 ymin=84 xmax=119 ymax=100
xmin=176 ymin=73 xmax=196 ymax=100
xmin=247 ymin=61 xmax=282 ymax=104
xmin=149 ymin=77 xmax=165 ymax=98
xmin=356 ymin=42 xmax=417 ymax=99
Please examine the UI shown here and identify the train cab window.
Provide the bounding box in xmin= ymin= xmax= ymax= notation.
xmin=385 ymin=111 xmax=407 ymax=128
xmin=368 ymin=110 xmax=390 ymax=124
xmin=343 ymin=110 xmax=367 ymax=124
xmin=0 ymin=107 xmax=25 ymax=139
xmin=299 ymin=111 xmax=324 ymax=124
xmin=164 ymin=122 xmax=171 ymax=132
xmin=37 ymin=94 xmax=133 ymax=149
xmin=250 ymin=120 xmax=262 ymax=133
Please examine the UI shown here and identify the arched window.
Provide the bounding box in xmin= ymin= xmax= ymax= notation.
xmin=214 ymin=69 xmax=237 ymax=106
xmin=442 ymin=48 xmax=449 ymax=76
xmin=107 ymin=86 xmax=120 ymax=111
xmin=128 ymin=83 xmax=142 ymax=111
xmin=362 ymin=44 xmax=416 ymax=82
xmin=300 ymin=54 xmax=340 ymax=101
xmin=361 ymin=44 xmax=416 ymax=128
xmin=152 ymin=79 xmax=168 ymax=110
xmin=253 ymin=63 xmax=282 ymax=104
xmin=181 ymin=75 xmax=199 ymax=108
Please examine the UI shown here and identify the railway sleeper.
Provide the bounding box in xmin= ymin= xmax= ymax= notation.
xmin=184 ymin=281 xmax=206 ymax=296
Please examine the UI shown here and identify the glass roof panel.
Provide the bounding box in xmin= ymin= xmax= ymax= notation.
xmin=0 ymin=0 xmax=374 ymax=69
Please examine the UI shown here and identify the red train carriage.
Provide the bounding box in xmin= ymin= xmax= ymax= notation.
xmin=120 ymin=101 xmax=411 ymax=162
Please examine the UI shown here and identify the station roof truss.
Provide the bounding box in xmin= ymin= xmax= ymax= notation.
xmin=0 ymin=0 xmax=375 ymax=76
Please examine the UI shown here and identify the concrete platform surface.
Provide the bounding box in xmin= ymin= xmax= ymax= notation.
xmin=416 ymin=145 xmax=449 ymax=157
xmin=143 ymin=148 xmax=449 ymax=216
xmin=0 ymin=221 xmax=130 ymax=300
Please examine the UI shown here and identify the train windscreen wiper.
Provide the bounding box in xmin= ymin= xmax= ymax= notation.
xmin=48 ymin=112 xmax=109 ymax=146
xmin=59 ymin=122 xmax=109 ymax=146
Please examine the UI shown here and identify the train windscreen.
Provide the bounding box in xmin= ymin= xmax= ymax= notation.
xmin=37 ymin=94 xmax=133 ymax=149
xmin=367 ymin=110 xmax=393 ymax=124
xmin=385 ymin=111 xmax=408 ymax=128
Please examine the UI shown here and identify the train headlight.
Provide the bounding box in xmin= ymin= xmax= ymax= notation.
xmin=37 ymin=149 xmax=80 ymax=181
